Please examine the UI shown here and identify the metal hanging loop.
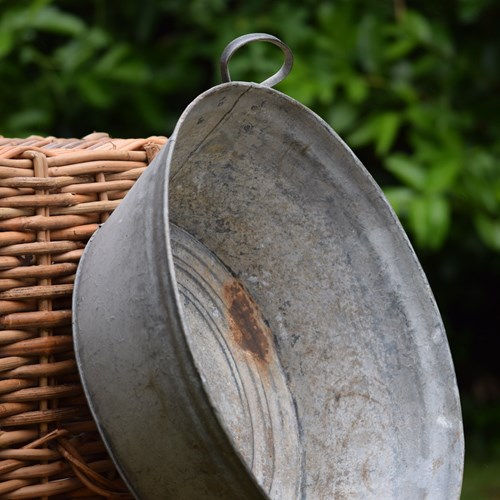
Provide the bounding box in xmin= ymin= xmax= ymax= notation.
xmin=220 ymin=33 xmax=294 ymax=88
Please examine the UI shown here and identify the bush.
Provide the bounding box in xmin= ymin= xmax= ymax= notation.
xmin=1 ymin=0 xmax=499 ymax=490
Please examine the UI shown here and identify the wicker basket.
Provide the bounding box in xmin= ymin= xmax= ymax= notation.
xmin=0 ymin=133 xmax=167 ymax=499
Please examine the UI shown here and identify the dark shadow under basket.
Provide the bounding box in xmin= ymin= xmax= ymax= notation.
xmin=0 ymin=133 xmax=167 ymax=499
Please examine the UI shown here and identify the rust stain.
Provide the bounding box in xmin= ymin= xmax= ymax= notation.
xmin=223 ymin=278 xmax=270 ymax=364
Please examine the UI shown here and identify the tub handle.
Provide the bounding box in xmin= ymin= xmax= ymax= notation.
xmin=220 ymin=33 xmax=293 ymax=88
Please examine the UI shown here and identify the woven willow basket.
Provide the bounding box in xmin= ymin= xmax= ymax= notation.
xmin=0 ymin=133 xmax=167 ymax=499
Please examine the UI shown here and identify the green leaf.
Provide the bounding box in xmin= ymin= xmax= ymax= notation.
xmin=385 ymin=155 xmax=427 ymax=190
xmin=92 ymin=44 xmax=150 ymax=84
xmin=345 ymin=76 xmax=369 ymax=103
xmin=108 ymin=60 xmax=150 ymax=84
xmin=391 ymin=81 xmax=418 ymax=103
xmin=32 ymin=6 xmax=86 ymax=36
xmin=475 ymin=214 xmax=500 ymax=251
xmin=0 ymin=28 xmax=13 ymax=58
xmin=356 ymin=14 xmax=382 ymax=72
xmin=425 ymin=157 xmax=460 ymax=194
xmin=328 ymin=101 xmax=358 ymax=133
xmin=347 ymin=112 xmax=401 ymax=153
xmin=406 ymin=104 xmax=433 ymax=129
xmin=375 ymin=112 xmax=401 ymax=155
xmin=54 ymin=28 xmax=109 ymax=72
xmin=94 ymin=45 xmax=131 ymax=73
xmin=383 ymin=186 xmax=415 ymax=215
xmin=404 ymin=11 xmax=433 ymax=44
xmin=346 ymin=115 xmax=378 ymax=148
xmin=384 ymin=37 xmax=416 ymax=60
xmin=76 ymin=75 xmax=112 ymax=108
xmin=409 ymin=195 xmax=450 ymax=249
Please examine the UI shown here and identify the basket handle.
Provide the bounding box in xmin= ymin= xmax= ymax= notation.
xmin=220 ymin=33 xmax=293 ymax=88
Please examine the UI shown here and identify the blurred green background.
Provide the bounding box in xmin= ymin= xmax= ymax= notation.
xmin=1 ymin=0 xmax=499 ymax=497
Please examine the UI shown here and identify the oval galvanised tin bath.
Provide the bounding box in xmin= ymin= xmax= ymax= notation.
xmin=73 ymin=34 xmax=464 ymax=499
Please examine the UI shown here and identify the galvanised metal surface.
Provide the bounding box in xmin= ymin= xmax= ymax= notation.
xmin=73 ymin=34 xmax=464 ymax=499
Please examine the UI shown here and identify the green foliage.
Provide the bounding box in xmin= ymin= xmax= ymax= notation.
xmin=1 ymin=0 xmax=499 ymax=493
xmin=2 ymin=0 xmax=498 ymax=253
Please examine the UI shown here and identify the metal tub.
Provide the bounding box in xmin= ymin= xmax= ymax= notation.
xmin=73 ymin=34 xmax=463 ymax=499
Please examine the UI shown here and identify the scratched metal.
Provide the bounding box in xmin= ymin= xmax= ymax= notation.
xmin=73 ymin=37 xmax=463 ymax=500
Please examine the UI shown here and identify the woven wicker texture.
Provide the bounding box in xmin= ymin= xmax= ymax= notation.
xmin=0 ymin=133 xmax=167 ymax=499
